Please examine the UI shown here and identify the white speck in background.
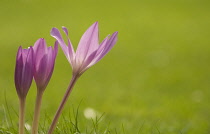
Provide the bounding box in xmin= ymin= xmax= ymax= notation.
xmin=24 ymin=123 xmax=31 ymax=131
xmin=83 ymin=107 xmax=102 ymax=120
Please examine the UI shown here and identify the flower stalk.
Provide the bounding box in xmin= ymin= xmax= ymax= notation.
xmin=48 ymin=74 xmax=79 ymax=134
xmin=31 ymin=89 xmax=44 ymax=134
xmin=19 ymin=97 xmax=26 ymax=134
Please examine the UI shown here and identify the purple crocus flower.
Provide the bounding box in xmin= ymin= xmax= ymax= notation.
xmin=50 ymin=22 xmax=118 ymax=76
xmin=15 ymin=46 xmax=34 ymax=99
xmin=15 ymin=46 xmax=33 ymax=134
xmin=48 ymin=22 xmax=118 ymax=134
xmin=33 ymin=38 xmax=58 ymax=91
xmin=32 ymin=38 xmax=58 ymax=134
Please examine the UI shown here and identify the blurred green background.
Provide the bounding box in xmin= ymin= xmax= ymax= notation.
xmin=1 ymin=0 xmax=210 ymax=133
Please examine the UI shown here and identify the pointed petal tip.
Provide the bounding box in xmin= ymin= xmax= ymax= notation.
xmin=94 ymin=21 xmax=98 ymax=25
xmin=112 ymin=32 xmax=118 ymax=39
xmin=51 ymin=27 xmax=57 ymax=30
xmin=90 ymin=21 xmax=98 ymax=27
xmin=50 ymin=27 xmax=59 ymax=35
xmin=50 ymin=27 xmax=56 ymax=31
xmin=18 ymin=46 xmax=22 ymax=50
xmin=35 ymin=38 xmax=42 ymax=43
xmin=17 ymin=46 xmax=23 ymax=59
xmin=37 ymin=38 xmax=45 ymax=44
xmin=62 ymin=26 xmax=69 ymax=35
xmin=37 ymin=38 xmax=47 ymax=48
xmin=113 ymin=31 xmax=118 ymax=35
xmin=94 ymin=21 xmax=99 ymax=27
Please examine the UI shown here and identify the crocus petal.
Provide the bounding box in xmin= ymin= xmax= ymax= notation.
xmin=79 ymin=50 xmax=98 ymax=74
xmin=62 ymin=26 xmax=75 ymax=65
xmin=95 ymin=32 xmax=118 ymax=62
xmin=34 ymin=39 xmax=48 ymax=71
xmin=22 ymin=47 xmax=34 ymax=95
xmin=51 ymin=28 xmax=70 ymax=62
xmin=86 ymin=32 xmax=118 ymax=68
xmin=45 ymin=46 xmax=56 ymax=80
xmin=33 ymin=38 xmax=47 ymax=55
xmin=45 ymin=47 xmax=57 ymax=88
xmin=75 ymin=22 xmax=99 ymax=65
xmin=82 ymin=36 xmax=109 ymax=70
xmin=15 ymin=46 xmax=23 ymax=96
xmin=35 ymin=55 xmax=48 ymax=87
xmin=43 ymin=47 xmax=54 ymax=87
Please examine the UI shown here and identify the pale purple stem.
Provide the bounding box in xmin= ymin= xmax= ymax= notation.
xmin=19 ymin=97 xmax=26 ymax=134
xmin=32 ymin=89 xmax=44 ymax=134
xmin=48 ymin=75 xmax=79 ymax=134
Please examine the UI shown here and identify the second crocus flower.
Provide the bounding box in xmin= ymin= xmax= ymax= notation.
xmin=32 ymin=38 xmax=58 ymax=134
xmin=33 ymin=38 xmax=58 ymax=91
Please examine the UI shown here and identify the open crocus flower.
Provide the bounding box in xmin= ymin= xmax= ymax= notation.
xmin=15 ymin=46 xmax=33 ymax=134
xmin=15 ymin=46 xmax=34 ymax=99
xmin=50 ymin=22 xmax=118 ymax=76
xmin=33 ymin=38 xmax=58 ymax=91
xmin=48 ymin=22 xmax=118 ymax=134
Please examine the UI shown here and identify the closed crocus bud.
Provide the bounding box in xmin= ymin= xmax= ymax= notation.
xmin=15 ymin=46 xmax=34 ymax=134
xmin=15 ymin=46 xmax=34 ymax=99
xmin=33 ymin=38 xmax=58 ymax=91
